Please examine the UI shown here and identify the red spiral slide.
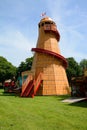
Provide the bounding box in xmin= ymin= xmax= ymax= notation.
xmin=31 ymin=48 xmax=67 ymax=68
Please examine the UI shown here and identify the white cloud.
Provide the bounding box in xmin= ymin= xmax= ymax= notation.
xmin=0 ymin=28 xmax=36 ymax=50
xmin=0 ymin=29 xmax=35 ymax=66
xmin=46 ymin=0 xmax=87 ymax=62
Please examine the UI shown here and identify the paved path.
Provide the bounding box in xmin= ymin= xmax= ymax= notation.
xmin=62 ymin=97 xmax=86 ymax=103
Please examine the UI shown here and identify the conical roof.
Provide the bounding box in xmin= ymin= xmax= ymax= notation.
xmin=40 ymin=17 xmax=54 ymax=23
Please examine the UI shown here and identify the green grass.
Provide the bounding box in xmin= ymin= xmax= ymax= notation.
xmin=0 ymin=89 xmax=87 ymax=130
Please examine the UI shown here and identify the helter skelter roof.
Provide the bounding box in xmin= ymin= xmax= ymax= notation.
xmin=40 ymin=17 xmax=54 ymax=23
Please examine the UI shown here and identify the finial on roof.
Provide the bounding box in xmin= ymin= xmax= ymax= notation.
xmin=40 ymin=12 xmax=46 ymax=17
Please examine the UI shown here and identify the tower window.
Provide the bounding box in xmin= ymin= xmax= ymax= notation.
xmin=44 ymin=24 xmax=51 ymax=30
xmin=41 ymin=23 xmax=44 ymax=26
xmin=45 ymin=22 xmax=51 ymax=24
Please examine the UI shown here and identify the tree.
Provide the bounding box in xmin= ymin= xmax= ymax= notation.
xmin=80 ymin=59 xmax=87 ymax=73
xmin=0 ymin=56 xmax=16 ymax=83
xmin=25 ymin=57 xmax=33 ymax=70
xmin=17 ymin=57 xmax=33 ymax=76
xmin=66 ymin=57 xmax=82 ymax=83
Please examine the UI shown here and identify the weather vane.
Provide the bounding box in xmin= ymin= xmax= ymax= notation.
xmin=40 ymin=12 xmax=46 ymax=17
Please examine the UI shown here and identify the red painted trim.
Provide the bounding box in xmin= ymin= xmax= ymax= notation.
xmin=31 ymin=80 xmax=42 ymax=98
xmin=31 ymin=48 xmax=67 ymax=68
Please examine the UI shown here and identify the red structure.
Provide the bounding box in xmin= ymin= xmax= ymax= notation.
xmin=4 ymin=79 xmax=16 ymax=93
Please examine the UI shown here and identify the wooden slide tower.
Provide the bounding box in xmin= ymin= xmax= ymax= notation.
xmin=21 ymin=17 xmax=70 ymax=97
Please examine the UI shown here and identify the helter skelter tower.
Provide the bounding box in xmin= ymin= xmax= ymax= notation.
xmin=21 ymin=17 xmax=70 ymax=97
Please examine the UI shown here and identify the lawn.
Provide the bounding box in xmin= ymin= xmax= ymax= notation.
xmin=0 ymin=89 xmax=87 ymax=130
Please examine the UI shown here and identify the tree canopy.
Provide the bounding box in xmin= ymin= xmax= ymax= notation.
xmin=79 ymin=59 xmax=87 ymax=71
xmin=17 ymin=57 xmax=33 ymax=76
xmin=0 ymin=56 xmax=16 ymax=83
xmin=66 ymin=57 xmax=82 ymax=83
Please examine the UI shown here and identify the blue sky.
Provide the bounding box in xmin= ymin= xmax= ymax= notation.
xmin=0 ymin=0 xmax=87 ymax=66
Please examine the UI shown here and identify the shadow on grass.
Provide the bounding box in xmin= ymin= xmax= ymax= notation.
xmin=0 ymin=92 xmax=16 ymax=96
xmin=69 ymin=100 xmax=87 ymax=108
xmin=0 ymin=89 xmax=15 ymax=96
xmin=54 ymin=95 xmax=71 ymax=101
xmin=54 ymin=94 xmax=87 ymax=108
